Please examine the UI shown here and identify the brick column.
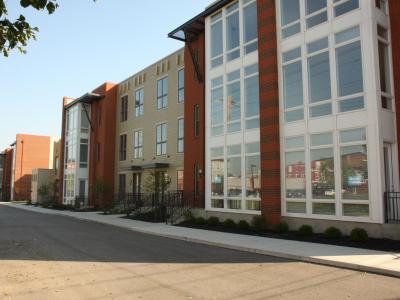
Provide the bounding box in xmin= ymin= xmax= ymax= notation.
xmin=390 ymin=0 xmax=400 ymax=176
xmin=257 ymin=0 xmax=281 ymax=225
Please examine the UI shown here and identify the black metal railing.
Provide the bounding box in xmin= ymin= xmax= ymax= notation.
xmin=384 ymin=192 xmax=400 ymax=223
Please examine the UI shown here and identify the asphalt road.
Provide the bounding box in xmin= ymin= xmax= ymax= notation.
xmin=0 ymin=205 xmax=399 ymax=300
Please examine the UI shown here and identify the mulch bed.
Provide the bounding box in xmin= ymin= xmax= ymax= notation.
xmin=177 ymin=222 xmax=400 ymax=253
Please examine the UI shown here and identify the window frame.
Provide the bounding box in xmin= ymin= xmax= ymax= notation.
xmin=177 ymin=117 xmax=184 ymax=153
xmin=157 ymin=76 xmax=168 ymax=110
xmin=135 ymin=88 xmax=144 ymax=117
xmin=133 ymin=130 xmax=143 ymax=159
xmin=156 ymin=123 xmax=168 ymax=156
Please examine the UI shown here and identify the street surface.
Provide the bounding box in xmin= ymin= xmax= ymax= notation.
xmin=0 ymin=205 xmax=399 ymax=300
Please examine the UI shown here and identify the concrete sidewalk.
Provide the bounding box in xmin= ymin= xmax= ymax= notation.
xmin=2 ymin=202 xmax=400 ymax=278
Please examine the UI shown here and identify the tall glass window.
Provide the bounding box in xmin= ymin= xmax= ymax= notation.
xmin=377 ymin=25 xmax=392 ymax=110
xmin=243 ymin=0 xmax=258 ymax=54
xmin=119 ymin=134 xmax=127 ymax=161
xmin=335 ymin=26 xmax=364 ymax=113
xmin=81 ymin=104 xmax=90 ymax=133
xmin=280 ymin=0 xmax=300 ymax=38
xmin=178 ymin=69 xmax=185 ymax=102
xmin=310 ymin=132 xmax=335 ymax=215
xmin=79 ymin=138 xmax=88 ymax=168
xmin=245 ymin=142 xmax=261 ymax=211
xmin=244 ymin=64 xmax=259 ymax=129
xmin=227 ymin=145 xmax=242 ymax=209
xmin=156 ymin=123 xmax=167 ymax=156
xmin=177 ymin=118 xmax=184 ymax=153
xmin=134 ymin=130 xmax=143 ymax=159
xmin=306 ymin=0 xmax=327 ymax=29
xmin=340 ymin=128 xmax=369 ymax=217
xmin=157 ymin=77 xmax=168 ymax=110
xmin=307 ymin=37 xmax=332 ymax=118
xmin=120 ymin=96 xmax=128 ymax=122
xmin=226 ymin=70 xmax=241 ymax=132
xmin=211 ymin=147 xmax=224 ymax=208
xmin=135 ymin=88 xmax=144 ymax=117
xmin=226 ymin=2 xmax=240 ymax=61
xmin=211 ymin=76 xmax=224 ymax=136
xmin=285 ymin=136 xmax=306 ymax=214
xmin=283 ymin=47 xmax=304 ymax=123
xmin=211 ymin=12 xmax=223 ymax=68
xmin=334 ymin=0 xmax=359 ymax=17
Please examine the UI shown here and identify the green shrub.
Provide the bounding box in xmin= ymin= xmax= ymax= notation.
xmin=275 ymin=222 xmax=289 ymax=233
xmin=183 ymin=210 xmax=195 ymax=223
xmin=251 ymin=216 xmax=268 ymax=231
xmin=195 ymin=217 xmax=206 ymax=225
xmin=223 ymin=218 xmax=236 ymax=228
xmin=297 ymin=225 xmax=313 ymax=237
xmin=350 ymin=228 xmax=368 ymax=242
xmin=237 ymin=220 xmax=250 ymax=230
xmin=324 ymin=227 xmax=342 ymax=239
xmin=207 ymin=216 xmax=220 ymax=226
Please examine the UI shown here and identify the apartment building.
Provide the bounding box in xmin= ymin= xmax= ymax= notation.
xmin=5 ymin=134 xmax=56 ymax=201
xmin=60 ymin=83 xmax=118 ymax=207
xmin=115 ymin=49 xmax=185 ymax=195
xmin=169 ymin=0 xmax=400 ymax=238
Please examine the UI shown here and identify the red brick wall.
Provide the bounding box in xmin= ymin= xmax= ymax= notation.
xmin=390 ymin=0 xmax=400 ymax=174
xmin=2 ymin=148 xmax=13 ymax=200
xmin=183 ymin=32 xmax=206 ymax=208
xmin=13 ymin=134 xmax=52 ymax=201
xmin=257 ymin=0 xmax=282 ymax=225
xmin=89 ymin=83 xmax=118 ymax=207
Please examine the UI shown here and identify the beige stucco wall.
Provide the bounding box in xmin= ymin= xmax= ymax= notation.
xmin=115 ymin=48 xmax=185 ymax=193
xmin=31 ymin=169 xmax=55 ymax=204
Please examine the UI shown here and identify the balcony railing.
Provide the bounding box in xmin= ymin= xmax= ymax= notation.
xmin=384 ymin=192 xmax=400 ymax=223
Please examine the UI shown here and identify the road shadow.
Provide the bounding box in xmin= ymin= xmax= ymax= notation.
xmin=0 ymin=205 xmax=291 ymax=264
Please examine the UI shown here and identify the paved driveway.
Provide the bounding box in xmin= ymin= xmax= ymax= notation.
xmin=0 ymin=205 xmax=399 ymax=299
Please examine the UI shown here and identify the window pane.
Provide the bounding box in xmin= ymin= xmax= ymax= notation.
xmin=285 ymin=109 xmax=304 ymax=123
xmin=281 ymin=0 xmax=300 ymax=26
xmin=311 ymin=132 xmax=333 ymax=146
xmin=285 ymin=151 xmax=306 ymax=199
xmin=336 ymin=41 xmax=363 ymax=97
xmin=246 ymin=200 xmax=261 ymax=211
xmin=227 ymin=157 xmax=241 ymax=197
xmin=341 ymin=145 xmax=369 ymax=200
xmin=283 ymin=62 xmax=303 ymax=109
xmin=335 ymin=26 xmax=360 ymax=44
xmin=226 ymin=11 xmax=240 ymax=50
xmin=343 ymin=204 xmax=369 ymax=217
xmin=246 ymin=142 xmax=260 ymax=154
xmin=283 ymin=47 xmax=301 ymax=62
xmin=340 ymin=128 xmax=366 ymax=143
xmin=211 ymin=87 xmax=224 ymax=126
xmin=307 ymin=37 xmax=328 ymax=54
xmin=287 ymin=201 xmax=306 ymax=213
xmin=306 ymin=11 xmax=327 ymax=28
xmin=308 ymin=52 xmax=331 ymax=103
xmin=211 ymin=199 xmax=224 ymax=208
xmin=244 ymin=1 xmax=257 ymax=43
xmin=282 ymin=23 xmax=301 ymax=38
xmin=227 ymin=199 xmax=241 ymax=209
xmin=245 ymin=75 xmax=259 ymax=118
xmin=227 ymin=145 xmax=241 ymax=156
xmin=312 ymin=203 xmax=335 ymax=215
xmin=311 ymin=148 xmax=335 ymax=199
xmin=378 ymin=41 xmax=391 ymax=94
xmin=246 ymin=155 xmax=261 ymax=198
xmin=211 ymin=147 xmax=223 ymax=158
xmin=306 ymin=0 xmax=326 ymax=14
xmin=211 ymin=159 xmax=224 ymax=196
xmin=227 ymin=81 xmax=241 ymax=122
xmin=334 ymin=0 xmax=359 ymax=17
xmin=338 ymin=96 xmax=364 ymax=112
xmin=310 ymin=103 xmax=332 ymax=118
xmin=211 ymin=21 xmax=223 ymax=58
xmin=285 ymin=136 xmax=304 ymax=149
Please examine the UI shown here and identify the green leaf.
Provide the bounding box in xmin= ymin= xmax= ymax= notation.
xmin=20 ymin=0 xmax=30 ymax=8
xmin=46 ymin=2 xmax=56 ymax=14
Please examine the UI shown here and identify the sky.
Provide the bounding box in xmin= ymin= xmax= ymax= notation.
xmin=0 ymin=0 xmax=211 ymax=150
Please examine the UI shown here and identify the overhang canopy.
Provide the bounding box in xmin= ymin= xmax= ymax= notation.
xmin=64 ymin=93 xmax=104 ymax=110
xmin=168 ymin=0 xmax=233 ymax=42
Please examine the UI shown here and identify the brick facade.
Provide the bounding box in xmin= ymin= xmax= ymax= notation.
xmin=2 ymin=148 xmax=13 ymax=201
xmin=12 ymin=134 xmax=52 ymax=201
xmin=183 ymin=33 xmax=206 ymax=208
xmin=257 ymin=0 xmax=281 ymax=225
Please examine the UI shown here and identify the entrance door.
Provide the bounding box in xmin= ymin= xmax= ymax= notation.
xmin=79 ymin=180 xmax=86 ymax=206
xmin=133 ymin=173 xmax=141 ymax=194
xmin=383 ymin=144 xmax=394 ymax=192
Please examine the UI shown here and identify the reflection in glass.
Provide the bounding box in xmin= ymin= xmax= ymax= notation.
xmin=285 ymin=151 xmax=306 ymax=198
xmin=211 ymin=159 xmax=224 ymax=196
xmin=311 ymin=148 xmax=335 ymax=199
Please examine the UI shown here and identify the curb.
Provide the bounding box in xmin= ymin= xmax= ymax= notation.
xmin=3 ymin=203 xmax=400 ymax=278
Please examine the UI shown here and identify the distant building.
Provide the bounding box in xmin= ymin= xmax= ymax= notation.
xmin=1 ymin=148 xmax=13 ymax=201
xmin=6 ymin=134 xmax=56 ymax=201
